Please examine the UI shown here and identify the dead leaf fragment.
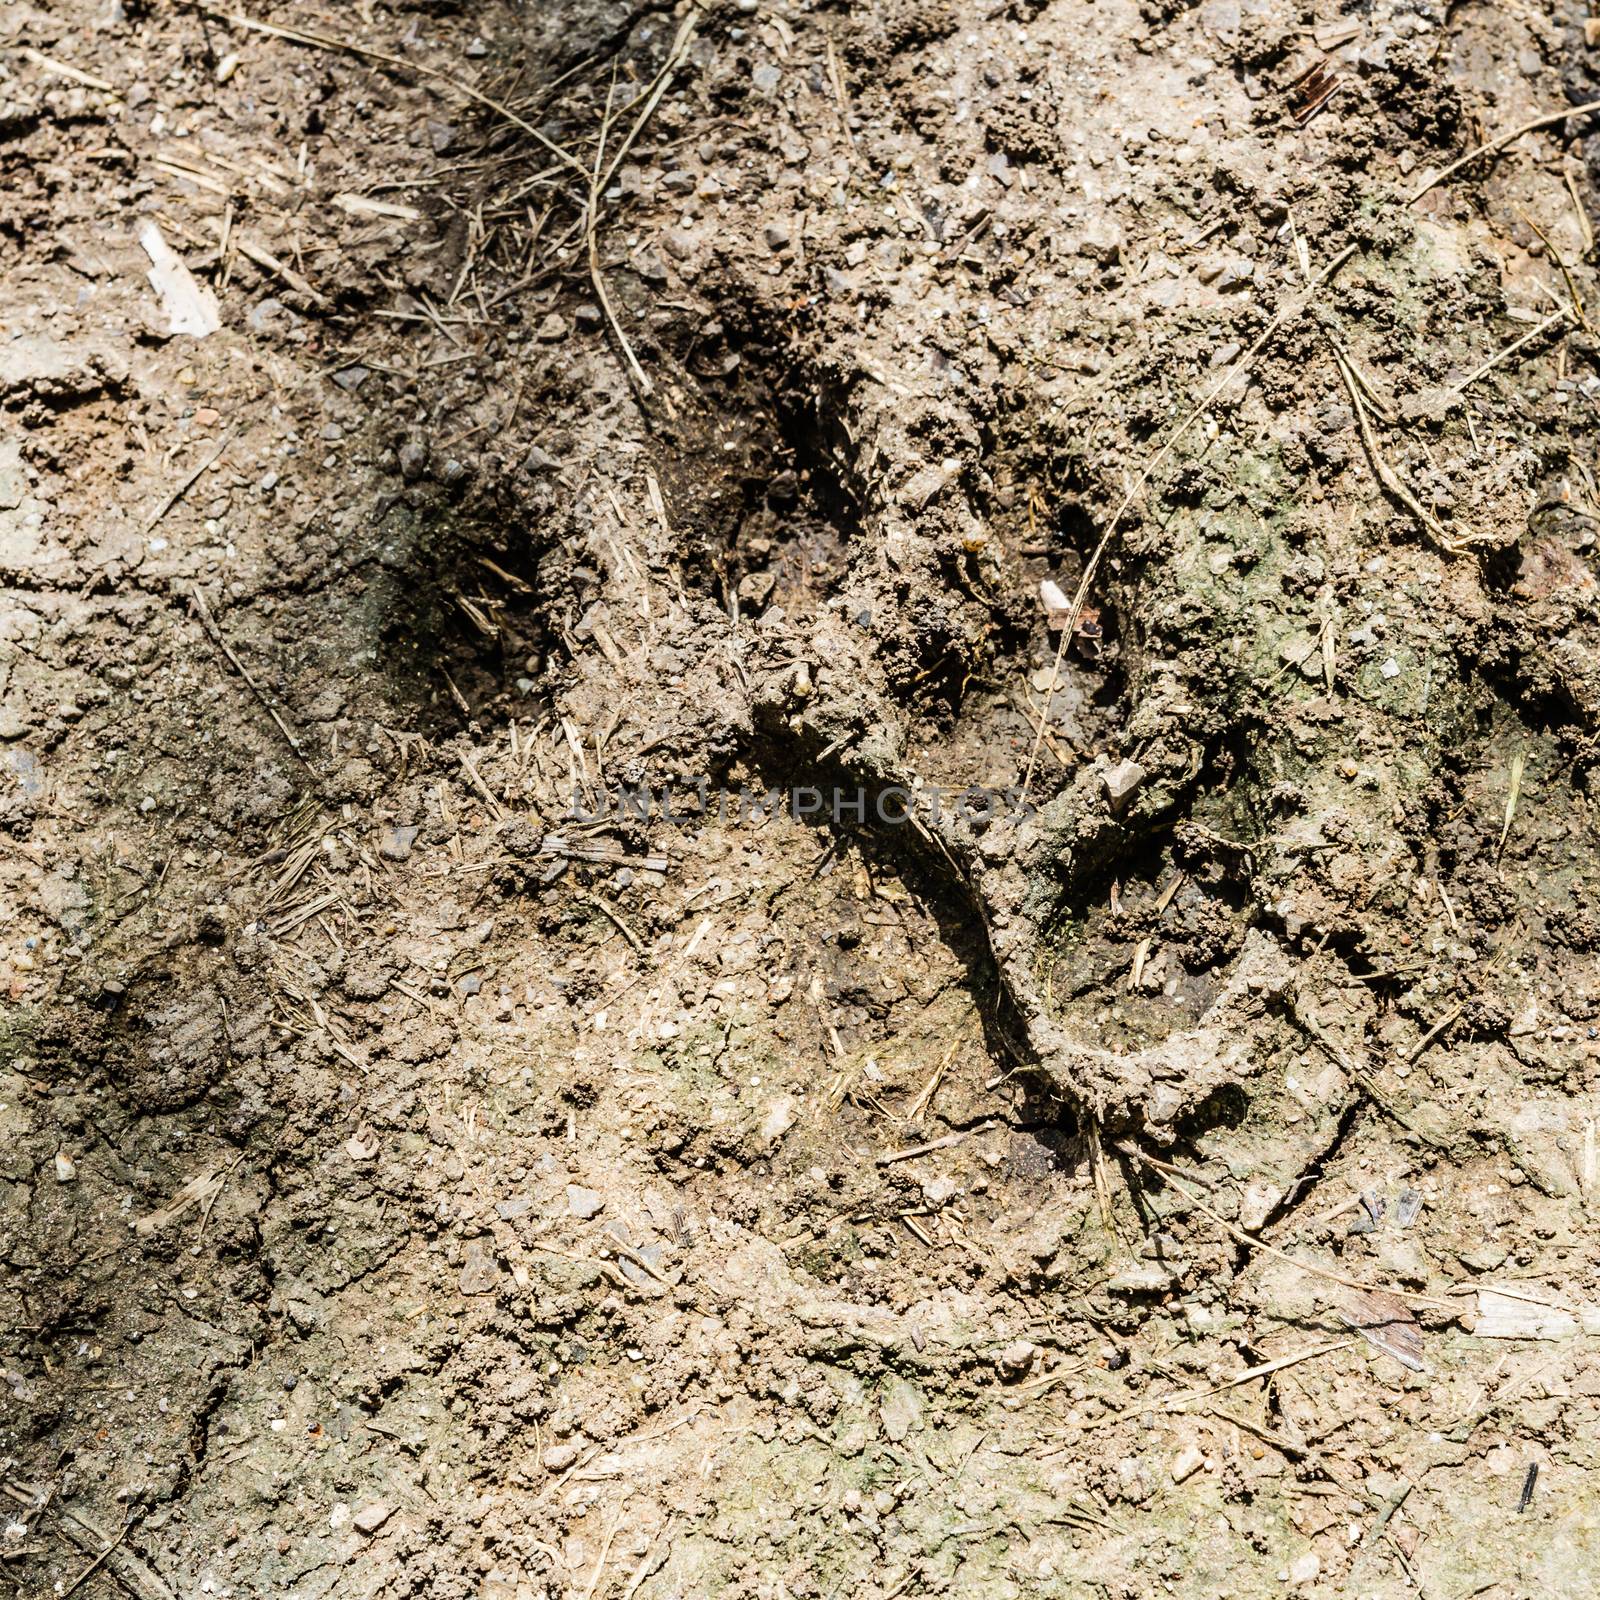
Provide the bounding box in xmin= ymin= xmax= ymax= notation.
xmin=134 ymin=1167 xmax=222 ymax=1235
xmin=139 ymin=221 xmax=221 ymax=337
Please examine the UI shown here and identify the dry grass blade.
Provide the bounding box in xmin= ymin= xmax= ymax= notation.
xmin=580 ymin=17 xmax=699 ymax=401
xmin=191 ymin=583 xmax=320 ymax=781
xmin=1444 ymin=308 xmax=1571 ymax=403
xmin=1410 ymin=96 xmax=1600 ymax=204
xmin=1516 ymin=209 xmax=1588 ymax=328
xmin=21 ymin=45 xmax=118 ymax=94
xmin=192 ymin=4 xmax=585 ymax=176
xmin=586 ymin=81 xmax=654 ymax=399
xmin=145 ymin=430 xmax=233 ymax=532
xmin=1117 ymin=1143 xmax=1466 ymax=1307
xmin=134 ymin=1168 xmax=223 ymax=1236
xmin=1331 ymin=346 xmax=1472 ymax=553
xmin=598 ymin=11 xmax=699 ymax=198
xmin=1497 ymin=749 xmax=1526 ymax=859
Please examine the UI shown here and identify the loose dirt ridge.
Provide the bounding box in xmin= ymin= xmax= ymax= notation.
xmin=5 ymin=0 xmax=1600 ymax=1595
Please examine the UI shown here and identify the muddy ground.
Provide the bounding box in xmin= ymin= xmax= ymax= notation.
xmin=5 ymin=0 xmax=1600 ymax=1595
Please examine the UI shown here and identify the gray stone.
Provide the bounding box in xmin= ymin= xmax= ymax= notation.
xmin=352 ymin=1502 xmax=393 ymax=1535
xmin=566 ymin=1184 xmax=604 ymax=1220
xmin=1102 ymin=759 xmax=1145 ymax=812
xmin=379 ymin=824 xmax=418 ymax=861
xmin=0 ymin=440 xmax=25 ymax=510
xmin=996 ymin=1339 xmax=1036 ymax=1378
xmin=6 ymin=748 xmax=43 ymax=796
xmin=618 ymin=1243 xmax=664 ymax=1287
xmin=1107 ymin=1262 xmax=1174 ymax=1294
xmin=879 ymin=1377 xmax=923 ymax=1441
xmin=398 ymin=436 xmax=429 ymax=482
xmin=1078 ymin=215 xmax=1123 ymax=263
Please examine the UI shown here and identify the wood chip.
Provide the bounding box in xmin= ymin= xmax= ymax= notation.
xmin=1473 ymin=1286 xmax=1600 ymax=1340
xmin=1340 ymin=1285 xmax=1426 ymax=1371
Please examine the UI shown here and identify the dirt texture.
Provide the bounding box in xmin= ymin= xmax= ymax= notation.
xmin=5 ymin=0 xmax=1600 ymax=1595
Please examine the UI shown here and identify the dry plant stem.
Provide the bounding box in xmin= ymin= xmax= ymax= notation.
xmin=1331 ymin=347 xmax=1465 ymax=552
xmin=1445 ymin=309 xmax=1571 ymax=402
xmin=1409 ymin=96 xmax=1600 ymax=203
xmin=1117 ymin=1144 xmax=1466 ymax=1307
xmin=190 ymin=584 xmax=320 ymax=781
xmin=0 ymin=1483 xmax=174 ymax=1600
xmin=145 ymin=430 xmax=233 ymax=533
xmin=59 ymin=1518 xmax=136 ymax=1600
xmin=1025 ymin=94 xmax=1600 ymax=798
xmin=193 ymin=5 xmax=586 ymax=177
xmin=1166 ymin=1338 xmax=1355 ymax=1408
xmin=1061 ymin=1339 xmax=1356 ymax=1432
xmin=22 ymin=46 xmax=119 ymax=94
xmin=578 ymin=1499 xmax=629 ymax=1600
xmin=575 ymin=15 xmax=701 ymax=399
xmin=586 ymin=76 xmax=654 ymax=399
xmin=1516 ymin=210 xmax=1588 ymax=327
xmin=1020 ymin=244 xmax=1357 ymax=799
xmin=598 ymin=12 xmax=700 ymax=198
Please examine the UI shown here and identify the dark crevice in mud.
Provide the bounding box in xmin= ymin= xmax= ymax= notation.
xmin=1474 ymin=630 xmax=1598 ymax=757
xmin=655 ymin=312 xmax=864 ymax=620
xmin=1173 ymin=1080 xmax=1250 ymax=1143
xmin=735 ymin=734 xmax=1033 ymax=1076
xmin=1252 ymin=1084 xmax=1367 ymax=1239
xmin=365 ymin=493 xmax=555 ymax=735
xmin=180 ymin=1351 xmax=251 ymax=1500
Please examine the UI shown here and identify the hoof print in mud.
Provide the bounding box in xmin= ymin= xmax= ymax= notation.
xmin=4 ymin=1 xmax=1598 ymax=1597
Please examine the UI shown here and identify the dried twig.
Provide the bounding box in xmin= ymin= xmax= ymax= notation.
xmin=577 ymin=1499 xmax=629 ymax=1600
xmin=0 ymin=1483 xmax=173 ymax=1600
xmin=586 ymin=77 xmax=653 ymax=399
xmin=59 ymin=1516 xmax=137 ymax=1600
xmin=21 ymin=46 xmax=118 ymax=94
xmin=1444 ymin=309 xmax=1571 ymax=403
xmin=186 ymin=5 xmax=585 ymax=176
xmin=144 ymin=431 xmax=233 ymax=533
xmin=190 ymin=583 xmax=319 ymax=780
xmin=876 ymin=1129 xmax=974 ymax=1166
